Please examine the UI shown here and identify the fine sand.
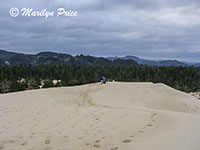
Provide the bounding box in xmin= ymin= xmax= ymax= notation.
xmin=0 ymin=82 xmax=200 ymax=150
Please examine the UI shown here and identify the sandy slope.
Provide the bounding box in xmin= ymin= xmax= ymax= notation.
xmin=0 ymin=82 xmax=200 ymax=150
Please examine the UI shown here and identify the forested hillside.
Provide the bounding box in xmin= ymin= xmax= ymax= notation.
xmin=0 ymin=64 xmax=200 ymax=93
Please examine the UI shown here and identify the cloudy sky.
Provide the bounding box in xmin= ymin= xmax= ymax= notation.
xmin=0 ymin=0 xmax=200 ymax=62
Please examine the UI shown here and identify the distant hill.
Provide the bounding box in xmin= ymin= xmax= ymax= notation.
xmin=107 ymin=55 xmax=188 ymax=66
xmin=194 ymin=63 xmax=200 ymax=67
xmin=1 ymin=50 xmax=199 ymax=66
xmin=0 ymin=50 xmax=137 ymax=66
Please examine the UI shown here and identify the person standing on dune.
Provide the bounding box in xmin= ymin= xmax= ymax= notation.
xmin=100 ymin=76 xmax=106 ymax=84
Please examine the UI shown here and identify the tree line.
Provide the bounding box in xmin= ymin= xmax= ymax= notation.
xmin=0 ymin=64 xmax=200 ymax=93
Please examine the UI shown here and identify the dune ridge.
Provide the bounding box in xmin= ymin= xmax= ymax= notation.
xmin=0 ymin=82 xmax=200 ymax=150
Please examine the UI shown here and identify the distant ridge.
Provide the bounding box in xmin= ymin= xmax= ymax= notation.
xmin=194 ymin=63 xmax=200 ymax=67
xmin=107 ymin=55 xmax=190 ymax=66
xmin=0 ymin=49 xmax=199 ymax=66
xmin=0 ymin=50 xmax=137 ymax=66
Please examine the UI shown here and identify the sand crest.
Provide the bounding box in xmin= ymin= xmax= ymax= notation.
xmin=0 ymin=82 xmax=200 ymax=150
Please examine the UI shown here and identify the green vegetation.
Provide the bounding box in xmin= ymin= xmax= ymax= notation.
xmin=0 ymin=64 xmax=200 ymax=93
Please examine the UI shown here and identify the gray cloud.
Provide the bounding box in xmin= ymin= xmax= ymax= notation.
xmin=0 ymin=0 xmax=200 ymax=62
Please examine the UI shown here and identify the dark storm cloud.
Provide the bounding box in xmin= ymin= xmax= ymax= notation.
xmin=0 ymin=0 xmax=200 ymax=62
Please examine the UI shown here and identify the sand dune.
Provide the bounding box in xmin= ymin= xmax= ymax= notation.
xmin=0 ymin=82 xmax=200 ymax=150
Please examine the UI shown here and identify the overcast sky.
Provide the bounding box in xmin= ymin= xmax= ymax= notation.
xmin=0 ymin=0 xmax=200 ymax=62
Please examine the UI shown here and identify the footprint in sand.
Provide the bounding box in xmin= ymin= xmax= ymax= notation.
xmin=21 ymin=141 xmax=28 ymax=146
xmin=93 ymin=144 xmax=100 ymax=148
xmin=150 ymin=112 xmax=157 ymax=122
xmin=138 ymin=130 xmax=144 ymax=133
xmin=0 ymin=145 xmax=4 ymax=149
xmin=147 ymin=123 xmax=153 ymax=127
xmin=110 ymin=147 xmax=119 ymax=150
xmin=45 ymin=139 xmax=51 ymax=144
xmin=151 ymin=113 xmax=157 ymax=118
xmin=4 ymin=139 xmax=15 ymax=144
xmin=94 ymin=140 xmax=100 ymax=143
xmin=122 ymin=139 xmax=132 ymax=143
